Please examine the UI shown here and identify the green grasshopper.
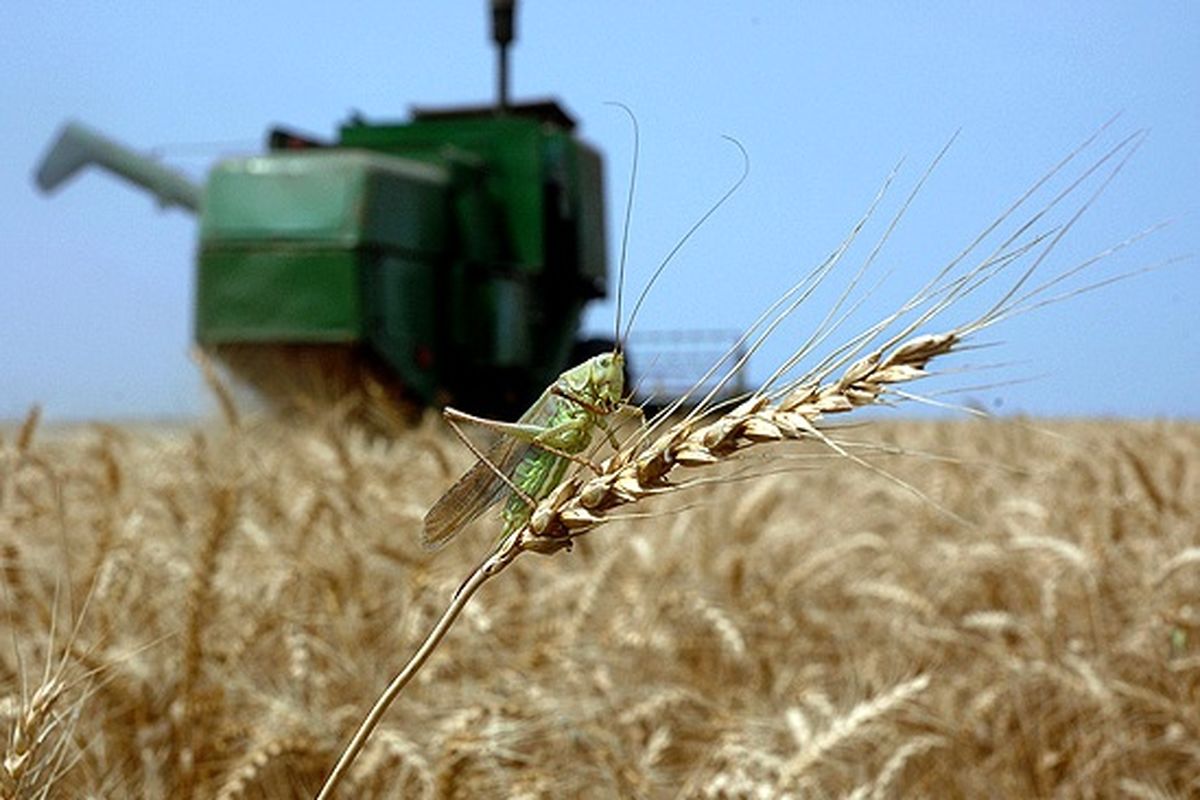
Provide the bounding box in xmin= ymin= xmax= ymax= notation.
xmin=422 ymin=113 xmax=746 ymax=551
xmin=421 ymin=350 xmax=627 ymax=549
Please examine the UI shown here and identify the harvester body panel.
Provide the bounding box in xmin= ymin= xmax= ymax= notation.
xmin=36 ymin=102 xmax=608 ymax=415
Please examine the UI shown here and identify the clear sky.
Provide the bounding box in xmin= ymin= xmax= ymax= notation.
xmin=2 ymin=2 xmax=1197 ymax=421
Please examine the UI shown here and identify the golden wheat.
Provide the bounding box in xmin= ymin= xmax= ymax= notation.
xmin=4 ymin=124 xmax=1198 ymax=797
xmin=1 ymin=414 xmax=1197 ymax=796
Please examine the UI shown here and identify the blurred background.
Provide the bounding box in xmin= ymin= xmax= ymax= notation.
xmin=2 ymin=1 xmax=1196 ymax=420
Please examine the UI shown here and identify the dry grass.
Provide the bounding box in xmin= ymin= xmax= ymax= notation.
xmin=1 ymin=409 xmax=1197 ymax=797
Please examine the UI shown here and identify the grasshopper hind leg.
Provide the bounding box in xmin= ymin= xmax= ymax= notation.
xmin=442 ymin=410 xmax=539 ymax=510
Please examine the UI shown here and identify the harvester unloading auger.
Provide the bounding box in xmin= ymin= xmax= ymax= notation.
xmin=35 ymin=1 xmax=616 ymax=424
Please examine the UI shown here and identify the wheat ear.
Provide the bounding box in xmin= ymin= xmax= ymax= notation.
xmin=2 ymin=677 xmax=66 ymax=796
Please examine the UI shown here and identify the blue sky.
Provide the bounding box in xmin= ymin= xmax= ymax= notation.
xmin=2 ymin=2 xmax=1197 ymax=421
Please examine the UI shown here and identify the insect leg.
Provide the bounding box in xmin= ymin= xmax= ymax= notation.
xmin=443 ymin=407 xmax=604 ymax=474
xmin=592 ymin=402 xmax=646 ymax=452
xmin=538 ymin=386 xmax=625 ymax=466
xmin=592 ymin=413 xmax=624 ymax=452
xmin=441 ymin=408 xmax=538 ymax=510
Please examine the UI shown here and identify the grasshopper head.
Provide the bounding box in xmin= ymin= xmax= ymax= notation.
xmin=563 ymin=350 xmax=625 ymax=412
xmin=591 ymin=350 xmax=625 ymax=411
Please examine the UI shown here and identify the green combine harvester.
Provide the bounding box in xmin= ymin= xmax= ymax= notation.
xmin=35 ymin=1 xmax=613 ymax=419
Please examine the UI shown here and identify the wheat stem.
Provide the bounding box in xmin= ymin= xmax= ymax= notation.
xmin=314 ymin=555 xmax=505 ymax=799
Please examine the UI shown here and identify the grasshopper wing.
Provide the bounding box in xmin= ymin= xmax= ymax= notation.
xmin=420 ymin=392 xmax=556 ymax=550
xmin=420 ymin=437 xmax=529 ymax=549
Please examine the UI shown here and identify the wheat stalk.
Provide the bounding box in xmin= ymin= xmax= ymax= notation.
xmin=176 ymin=484 xmax=240 ymax=800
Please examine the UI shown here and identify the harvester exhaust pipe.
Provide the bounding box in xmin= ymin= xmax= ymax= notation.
xmin=34 ymin=121 xmax=202 ymax=213
xmin=491 ymin=0 xmax=516 ymax=112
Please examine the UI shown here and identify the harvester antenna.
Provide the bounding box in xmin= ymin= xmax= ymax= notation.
xmin=491 ymin=0 xmax=516 ymax=112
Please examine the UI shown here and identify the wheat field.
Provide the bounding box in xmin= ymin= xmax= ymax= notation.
xmin=4 ymin=121 xmax=1195 ymax=798
xmin=1 ymin=405 xmax=1197 ymax=799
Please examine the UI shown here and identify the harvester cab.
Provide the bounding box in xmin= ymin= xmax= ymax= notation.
xmin=34 ymin=1 xmax=610 ymax=419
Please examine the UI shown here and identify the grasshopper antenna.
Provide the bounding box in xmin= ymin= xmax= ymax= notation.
xmin=622 ymin=135 xmax=750 ymax=346
xmin=605 ymin=101 xmax=640 ymax=348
